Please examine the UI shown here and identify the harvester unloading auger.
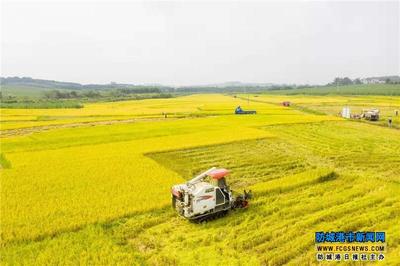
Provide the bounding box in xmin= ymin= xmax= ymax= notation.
xmin=171 ymin=167 xmax=252 ymax=222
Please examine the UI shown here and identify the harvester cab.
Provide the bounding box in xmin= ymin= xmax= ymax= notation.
xmin=171 ymin=167 xmax=251 ymax=222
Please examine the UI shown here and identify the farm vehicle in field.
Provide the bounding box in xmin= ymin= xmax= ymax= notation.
xmin=235 ymin=106 xmax=256 ymax=114
xmin=362 ymin=109 xmax=380 ymax=121
xmin=347 ymin=108 xmax=380 ymax=121
xmin=171 ymin=167 xmax=252 ymax=222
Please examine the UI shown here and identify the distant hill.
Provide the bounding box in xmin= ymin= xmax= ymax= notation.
xmin=0 ymin=76 xmax=303 ymax=95
xmin=193 ymin=81 xmax=278 ymax=88
xmin=2 ymin=76 xmax=399 ymax=96
xmin=0 ymin=77 xmax=173 ymax=91
xmin=0 ymin=77 xmax=296 ymax=90
xmin=1 ymin=77 xmax=83 ymax=90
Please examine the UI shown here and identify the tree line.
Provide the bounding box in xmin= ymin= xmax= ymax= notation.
xmin=328 ymin=76 xmax=400 ymax=86
xmin=328 ymin=77 xmax=362 ymax=86
xmin=43 ymin=88 xmax=163 ymax=99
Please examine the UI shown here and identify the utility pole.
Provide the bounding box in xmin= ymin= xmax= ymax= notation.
xmin=245 ymin=87 xmax=249 ymax=105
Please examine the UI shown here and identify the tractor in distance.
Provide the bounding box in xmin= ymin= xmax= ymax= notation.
xmin=235 ymin=106 xmax=256 ymax=114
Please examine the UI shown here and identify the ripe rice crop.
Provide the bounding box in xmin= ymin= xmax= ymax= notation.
xmin=1 ymin=94 xmax=399 ymax=265
xmin=244 ymin=94 xmax=400 ymax=128
xmin=1 ymin=94 xmax=304 ymax=130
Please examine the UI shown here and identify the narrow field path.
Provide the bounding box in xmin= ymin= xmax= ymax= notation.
xmin=0 ymin=117 xmax=175 ymax=137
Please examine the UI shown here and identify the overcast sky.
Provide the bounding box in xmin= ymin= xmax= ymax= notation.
xmin=1 ymin=1 xmax=399 ymax=86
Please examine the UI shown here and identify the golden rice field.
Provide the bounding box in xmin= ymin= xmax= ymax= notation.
xmin=1 ymin=94 xmax=399 ymax=265
xmin=242 ymin=94 xmax=400 ymax=128
xmin=0 ymin=94 xmax=298 ymax=130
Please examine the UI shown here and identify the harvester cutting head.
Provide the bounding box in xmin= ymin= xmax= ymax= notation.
xmin=171 ymin=167 xmax=252 ymax=221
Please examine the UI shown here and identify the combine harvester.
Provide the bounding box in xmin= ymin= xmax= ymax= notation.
xmin=235 ymin=106 xmax=256 ymax=114
xmin=362 ymin=109 xmax=380 ymax=121
xmin=344 ymin=107 xmax=380 ymax=121
xmin=171 ymin=167 xmax=252 ymax=222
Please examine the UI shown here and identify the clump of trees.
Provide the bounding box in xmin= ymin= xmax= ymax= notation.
xmin=328 ymin=76 xmax=400 ymax=86
xmin=44 ymin=90 xmax=101 ymax=99
xmin=1 ymin=87 xmax=174 ymax=109
xmin=328 ymin=77 xmax=362 ymax=86
xmin=108 ymin=88 xmax=161 ymax=97
xmin=43 ymin=87 xmax=166 ymax=100
xmin=385 ymin=78 xmax=400 ymax=84
xmin=118 ymin=87 xmax=161 ymax=94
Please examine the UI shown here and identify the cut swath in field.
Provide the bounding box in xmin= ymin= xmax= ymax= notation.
xmin=144 ymin=122 xmax=399 ymax=264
